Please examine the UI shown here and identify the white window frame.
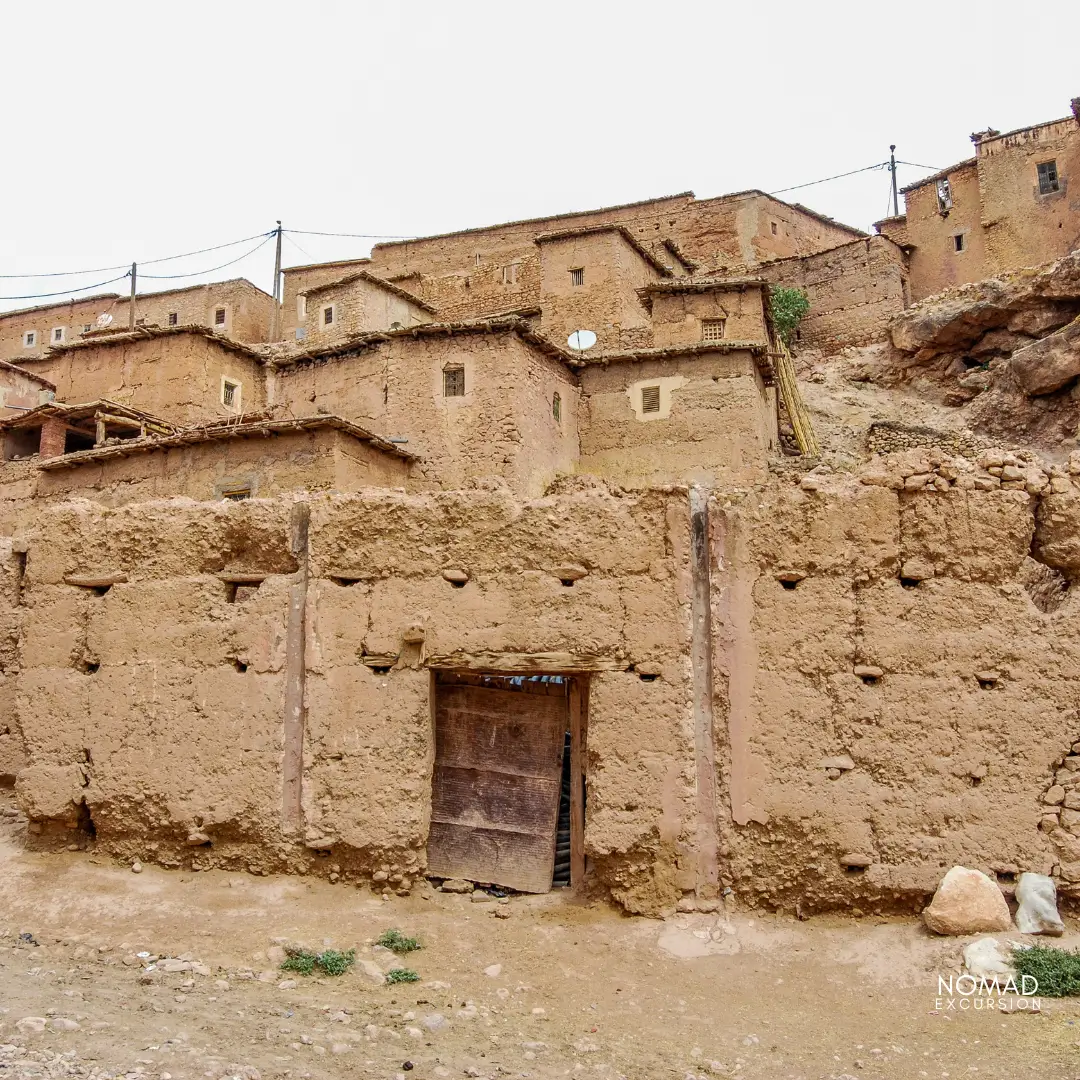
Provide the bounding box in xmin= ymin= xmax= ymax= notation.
xmin=81 ymin=324 xmax=92 ymax=334
xmin=23 ymin=331 xmax=36 ymax=348
xmin=213 ymin=306 xmax=228 ymax=329
xmin=221 ymin=376 xmax=242 ymax=411
xmin=297 ymin=294 xmax=307 ymax=321
xmin=321 ymin=303 xmax=336 ymax=328
xmin=51 ymin=327 xmax=66 ymax=344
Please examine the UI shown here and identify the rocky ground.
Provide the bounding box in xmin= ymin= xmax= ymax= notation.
xmin=2 ymin=793 xmax=1080 ymax=1080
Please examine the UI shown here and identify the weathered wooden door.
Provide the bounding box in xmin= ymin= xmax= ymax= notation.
xmin=428 ymin=679 xmax=567 ymax=893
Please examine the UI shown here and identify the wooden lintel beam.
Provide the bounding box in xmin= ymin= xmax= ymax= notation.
xmin=426 ymin=651 xmax=622 ymax=673
xmin=64 ymin=572 xmax=129 ymax=588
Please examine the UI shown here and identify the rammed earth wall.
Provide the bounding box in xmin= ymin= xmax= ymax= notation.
xmin=6 ymin=463 xmax=1080 ymax=915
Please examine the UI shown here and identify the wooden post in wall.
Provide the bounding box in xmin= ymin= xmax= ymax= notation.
xmin=128 ymin=263 xmax=137 ymax=330
xmin=569 ymin=678 xmax=586 ymax=889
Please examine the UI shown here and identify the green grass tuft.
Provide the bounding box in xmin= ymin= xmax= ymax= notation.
xmin=385 ymin=967 xmax=420 ymax=984
xmin=1012 ymin=943 xmax=1080 ymax=997
xmin=376 ymin=929 xmax=421 ymax=953
xmin=280 ymin=946 xmax=355 ymax=977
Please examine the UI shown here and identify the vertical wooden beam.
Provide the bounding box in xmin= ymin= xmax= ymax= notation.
xmin=689 ymin=486 xmax=719 ymax=896
xmin=569 ymin=677 xmax=586 ymax=889
xmin=282 ymin=502 xmax=310 ymax=832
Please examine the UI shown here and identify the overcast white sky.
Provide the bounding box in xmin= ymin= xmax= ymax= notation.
xmin=2 ymin=0 xmax=1078 ymax=312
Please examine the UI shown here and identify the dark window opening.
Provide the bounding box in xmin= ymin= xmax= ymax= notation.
xmin=370 ymin=664 xmax=392 ymax=675
xmin=641 ymin=385 xmax=661 ymax=414
xmin=322 ymin=306 xmax=334 ymax=326
xmin=570 ymin=268 xmax=584 ymax=287
xmin=53 ymin=328 xmax=64 ymax=343
xmin=214 ymin=307 xmax=226 ymax=326
xmin=936 ymin=178 xmax=953 ymax=212
xmin=552 ymin=392 xmax=561 ymax=423
xmin=900 ymin=576 xmax=920 ymax=590
xmin=770 ymin=221 xmax=778 ymax=235
xmin=167 ymin=312 xmax=178 ymax=326
xmin=64 ymin=429 xmax=96 ymax=454
xmin=953 ymin=233 xmax=965 ymax=252
xmin=443 ymin=366 xmax=465 ymax=397
xmin=221 ymin=487 xmax=250 ymax=502
xmin=330 ymin=576 xmax=363 ymax=587
xmin=1037 ymin=160 xmax=1060 ymax=195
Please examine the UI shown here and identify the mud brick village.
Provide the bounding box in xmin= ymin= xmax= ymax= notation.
xmin=3 ymin=85 xmax=1080 ymax=1078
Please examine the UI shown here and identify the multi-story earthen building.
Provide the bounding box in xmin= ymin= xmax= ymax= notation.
xmin=877 ymin=96 xmax=1080 ymax=300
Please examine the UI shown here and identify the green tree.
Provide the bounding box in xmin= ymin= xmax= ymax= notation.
xmin=770 ymin=286 xmax=810 ymax=346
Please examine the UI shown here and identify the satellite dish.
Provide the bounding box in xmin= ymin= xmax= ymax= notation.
xmin=95 ymin=313 xmax=114 ymax=328
xmin=567 ymin=329 xmax=597 ymax=351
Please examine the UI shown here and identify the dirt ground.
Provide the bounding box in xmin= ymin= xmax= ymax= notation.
xmin=2 ymin=796 xmax=1080 ymax=1080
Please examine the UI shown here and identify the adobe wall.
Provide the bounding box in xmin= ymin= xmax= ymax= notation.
xmin=18 ymin=335 xmax=266 ymax=426
xmin=301 ymin=277 xmax=431 ymax=344
xmin=0 ymin=364 xmax=53 ymax=416
xmin=650 ymin=286 xmax=768 ymax=348
xmin=273 ymin=332 xmax=579 ymax=497
xmin=714 ymin=457 xmax=1080 ymax=914
xmin=6 ymin=487 xmax=696 ymax=913
xmin=8 ymin=451 xmax=1080 ymax=916
xmin=0 ymin=282 xmax=275 ymax=365
xmin=977 ymin=117 xmax=1080 ymax=278
xmin=759 ymin=236 xmax=909 ymax=350
xmin=577 ymin=351 xmax=777 ymax=488
xmin=537 ymin=232 xmax=659 ymax=351
xmin=29 ymin=430 xmax=411 ymax=507
xmin=903 ymin=162 xmax=986 ymax=300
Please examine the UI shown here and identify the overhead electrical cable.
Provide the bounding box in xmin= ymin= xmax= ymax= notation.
xmin=285 ymin=228 xmax=417 ymax=240
xmin=138 ymin=233 xmax=277 ymax=280
xmin=0 ymin=272 xmax=133 ymax=303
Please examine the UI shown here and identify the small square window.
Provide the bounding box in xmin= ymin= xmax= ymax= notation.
xmin=641 ymin=385 xmax=661 ymax=414
xmin=702 ymin=318 xmax=726 ymax=342
xmin=23 ymin=331 xmax=36 ymax=348
xmin=1037 ymin=160 xmax=1060 ymax=195
xmin=552 ymin=391 xmax=561 ymax=423
xmin=936 ymin=178 xmax=953 ymax=212
xmin=167 ymin=312 xmax=178 ymax=326
xmin=953 ymin=233 xmax=965 ymax=253
xmin=52 ymin=327 xmax=65 ymax=343
xmin=770 ymin=222 xmax=778 ymax=235
xmin=323 ymin=305 xmax=334 ymax=326
xmin=443 ymin=366 xmax=465 ymax=397
xmin=214 ymin=307 xmax=227 ymax=326
xmin=570 ymin=268 xmax=585 ymax=287
xmin=82 ymin=324 xmax=91 ymax=334
xmin=222 ymin=379 xmax=240 ymax=408
xmin=502 ymin=263 xmax=518 ymax=285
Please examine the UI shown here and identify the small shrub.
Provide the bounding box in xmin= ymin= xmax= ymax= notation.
xmin=769 ymin=286 xmax=810 ymax=347
xmin=280 ymin=946 xmax=355 ymax=977
xmin=385 ymin=967 xmax=420 ymax=984
xmin=1012 ymin=943 xmax=1080 ymax=998
xmin=377 ymin=929 xmax=421 ymax=953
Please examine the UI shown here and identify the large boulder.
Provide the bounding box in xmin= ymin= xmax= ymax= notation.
xmin=1010 ymin=317 xmax=1080 ymax=396
xmin=1014 ymin=872 xmax=1065 ymax=936
xmin=922 ymin=866 xmax=1012 ymax=935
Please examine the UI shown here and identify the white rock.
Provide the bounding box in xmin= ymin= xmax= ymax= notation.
xmin=131 ymin=861 xmax=143 ymax=873
xmin=422 ymin=1013 xmax=446 ymax=1031
xmin=963 ymin=937 xmax=1014 ymax=980
xmin=357 ymin=959 xmax=386 ymax=985
xmin=277 ymin=979 xmax=297 ymax=990
xmin=15 ymin=1017 xmax=46 ymax=1034
xmin=405 ymin=1026 xmax=423 ymax=1038
xmin=483 ymin=963 xmax=502 ymax=977
xmin=1015 ymin=871 xmax=1065 ymax=936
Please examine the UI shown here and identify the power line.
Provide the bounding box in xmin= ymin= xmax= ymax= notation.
xmin=286 ymin=228 xmax=416 ymax=240
xmin=138 ymin=233 xmax=276 ymax=280
xmin=0 ymin=272 xmax=132 ymax=302
xmin=897 ymin=160 xmax=942 ymax=172
xmin=769 ymin=162 xmax=888 ymax=195
xmin=0 ymin=230 xmax=273 ymax=280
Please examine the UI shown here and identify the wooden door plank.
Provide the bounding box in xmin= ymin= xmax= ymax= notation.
xmin=431 ymin=765 xmax=562 ymax=834
xmin=427 ymin=820 xmax=561 ymax=894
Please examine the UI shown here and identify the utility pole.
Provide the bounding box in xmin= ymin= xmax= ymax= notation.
xmin=129 ymin=262 xmax=137 ymax=329
xmin=270 ymin=221 xmax=283 ymax=342
xmin=889 ymin=145 xmax=900 ymax=218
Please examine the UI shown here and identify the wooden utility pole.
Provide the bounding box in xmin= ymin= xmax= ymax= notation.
xmin=128 ymin=262 xmax=137 ymax=329
xmin=889 ymin=145 xmax=900 ymax=218
xmin=270 ymin=221 xmax=283 ymax=341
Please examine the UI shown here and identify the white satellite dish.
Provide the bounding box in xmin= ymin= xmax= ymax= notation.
xmin=567 ymin=329 xmax=597 ymax=351
xmin=95 ymin=312 xmax=114 ymax=328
